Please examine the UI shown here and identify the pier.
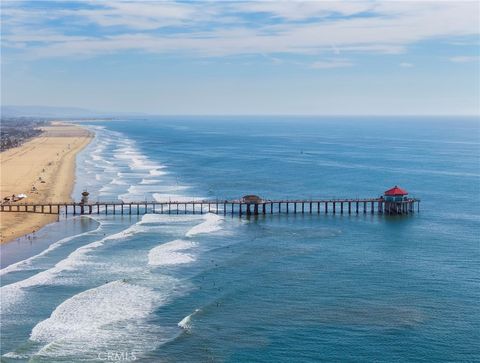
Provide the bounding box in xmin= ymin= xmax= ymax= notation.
xmin=0 ymin=187 xmax=419 ymax=217
xmin=0 ymin=198 xmax=419 ymax=217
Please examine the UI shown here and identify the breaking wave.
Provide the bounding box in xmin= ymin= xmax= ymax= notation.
xmin=0 ymin=218 xmax=102 ymax=277
xmin=0 ymin=221 xmax=145 ymax=312
xmin=186 ymin=213 xmax=223 ymax=237
xmin=29 ymin=280 xmax=172 ymax=360
xmin=148 ymin=239 xmax=197 ymax=266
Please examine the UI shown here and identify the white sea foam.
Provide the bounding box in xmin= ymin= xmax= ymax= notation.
xmin=110 ymin=177 xmax=128 ymax=185
xmin=138 ymin=214 xmax=166 ymax=224
xmin=117 ymin=172 xmax=147 ymax=178
xmin=130 ymin=185 xmax=188 ymax=195
xmin=31 ymin=281 xmax=157 ymax=343
xmin=1 ymin=222 xmax=144 ymax=312
xmin=114 ymin=153 xmax=140 ymax=161
xmin=178 ymin=308 xmax=201 ymax=331
xmin=102 ymin=165 xmax=118 ymax=173
xmin=130 ymin=157 xmax=160 ymax=171
xmin=186 ymin=213 xmax=223 ymax=237
xmin=90 ymin=152 xmax=112 ymax=164
xmin=99 ymin=184 xmax=117 ymax=193
xmin=139 ymin=213 xmax=204 ymax=225
xmin=0 ymin=221 xmax=102 ymax=277
xmin=148 ymin=240 xmax=197 ymax=266
xmin=152 ymin=193 xmax=202 ymax=203
xmin=30 ymin=280 xmax=168 ymax=359
xmin=140 ymin=178 xmax=163 ymax=184
xmin=89 ymin=125 xmax=106 ymax=131
xmin=2 ymin=352 xmax=31 ymax=359
xmin=150 ymin=168 xmax=166 ymax=176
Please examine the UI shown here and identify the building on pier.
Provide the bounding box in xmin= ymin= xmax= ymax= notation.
xmin=241 ymin=195 xmax=263 ymax=203
xmin=384 ymin=186 xmax=408 ymax=201
xmin=383 ymin=186 xmax=411 ymax=214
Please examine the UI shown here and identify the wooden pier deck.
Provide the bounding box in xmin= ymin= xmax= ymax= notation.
xmin=0 ymin=198 xmax=420 ymax=216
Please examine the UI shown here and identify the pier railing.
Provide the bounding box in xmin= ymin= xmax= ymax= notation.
xmin=0 ymin=198 xmax=420 ymax=216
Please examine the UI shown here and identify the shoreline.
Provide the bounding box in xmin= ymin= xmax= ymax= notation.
xmin=0 ymin=122 xmax=93 ymax=244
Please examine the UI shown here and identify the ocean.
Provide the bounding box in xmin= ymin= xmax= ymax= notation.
xmin=1 ymin=117 xmax=479 ymax=362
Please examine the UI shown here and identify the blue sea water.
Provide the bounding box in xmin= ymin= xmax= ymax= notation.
xmin=1 ymin=116 xmax=479 ymax=362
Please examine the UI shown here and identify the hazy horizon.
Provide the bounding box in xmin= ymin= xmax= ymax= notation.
xmin=1 ymin=1 xmax=480 ymax=116
xmin=3 ymin=104 xmax=480 ymax=118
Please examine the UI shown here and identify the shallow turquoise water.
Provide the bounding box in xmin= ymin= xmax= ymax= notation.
xmin=1 ymin=117 xmax=479 ymax=362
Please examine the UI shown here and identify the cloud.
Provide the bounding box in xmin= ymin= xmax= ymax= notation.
xmin=449 ymin=56 xmax=479 ymax=63
xmin=231 ymin=2 xmax=374 ymax=20
xmin=1 ymin=1 xmax=479 ymax=59
xmin=311 ymin=59 xmax=353 ymax=69
xmin=72 ymin=1 xmax=201 ymax=30
xmin=399 ymin=62 xmax=414 ymax=68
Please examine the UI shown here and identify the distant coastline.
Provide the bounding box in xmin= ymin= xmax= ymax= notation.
xmin=0 ymin=122 xmax=93 ymax=244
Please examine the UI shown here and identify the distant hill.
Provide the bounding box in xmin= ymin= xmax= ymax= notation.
xmin=1 ymin=105 xmax=147 ymax=118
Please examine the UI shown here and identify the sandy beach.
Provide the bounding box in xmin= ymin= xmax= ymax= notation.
xmin=0 ymin=122 xmax=92 ymax=244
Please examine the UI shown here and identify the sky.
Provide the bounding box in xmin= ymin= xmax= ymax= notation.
xmin=1 ymin=0 xmax=479 ymax=116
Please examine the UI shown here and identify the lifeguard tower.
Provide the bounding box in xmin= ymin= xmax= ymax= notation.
xmin=80 ymin=190 xmax=90 ymax=214
xmin=80 ymin=190 xmax=90 ymax=204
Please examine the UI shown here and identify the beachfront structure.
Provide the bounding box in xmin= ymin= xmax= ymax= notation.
xmin=80 ymin=191 xmax=89 ymax=204
xmin=242 ymin=195 xmax=263 ymax=203
xmin=80 ymin=191 xmax=89 ymax=214
xmin=0 ymin=188 xmax=419 ymax=217
xmin=383 ymin=186 xmax=411 ymax=215
xmin=241 ymin=195 xmax=263 ymax=216
xmin=384 ymin=185 xmax=408 ymax=202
